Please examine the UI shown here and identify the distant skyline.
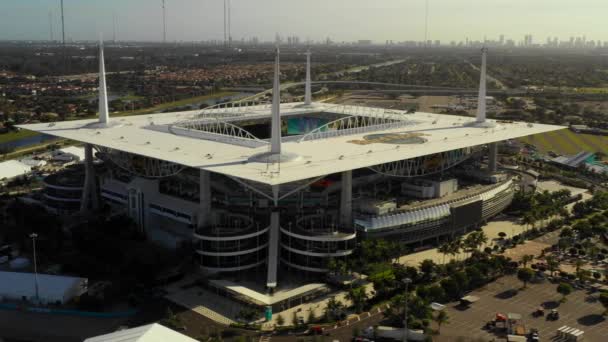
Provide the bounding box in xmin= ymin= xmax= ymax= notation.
xmin=1 ymin=0 xmax=607 ymax=43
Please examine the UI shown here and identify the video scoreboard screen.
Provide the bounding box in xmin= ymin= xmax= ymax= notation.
xmin=450 ymin=198 xmax=483 ymax=229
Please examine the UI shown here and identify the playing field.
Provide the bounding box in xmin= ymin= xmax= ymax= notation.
xmin=519 ymin=128 xmax=608 ymax=157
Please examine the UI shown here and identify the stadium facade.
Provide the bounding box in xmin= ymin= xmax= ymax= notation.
xmin=21 ymin=44 xmax=563 ymax=291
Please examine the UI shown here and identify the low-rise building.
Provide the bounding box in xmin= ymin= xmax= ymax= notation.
xmin=0 ymin=271 xmax=87 ymax=305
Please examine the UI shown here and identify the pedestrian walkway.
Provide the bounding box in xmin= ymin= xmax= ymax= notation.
xmin=258 ymin=334 xmax=271 ymax=342
xmin=166 ymin=287 xmax=238 ymax=326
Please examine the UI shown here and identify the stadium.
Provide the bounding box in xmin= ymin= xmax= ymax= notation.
xmin=20 ymin=45 xmax=563 ymax=307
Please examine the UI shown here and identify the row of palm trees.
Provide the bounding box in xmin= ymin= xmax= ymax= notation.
xmin=519 ymin=189 xmax=572 ymax=231
xmin=437 ymin=231 xmax=489 ymax=264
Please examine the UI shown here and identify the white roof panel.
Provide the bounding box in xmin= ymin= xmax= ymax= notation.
xmin=18 ymin=102 xmax=564 ymax=185
xmin=84 ymin=323 xmax=198 ymax=342
xmin=0 ymin=160 xmax=32 ymax=180
xmin=58 ymin=145 xmax=86 ymax=161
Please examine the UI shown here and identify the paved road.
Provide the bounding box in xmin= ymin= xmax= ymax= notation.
xmin=467 ymin=60 xmax=508 ymax=90
xmin=270 ymin=305 xmax=388 ymax=342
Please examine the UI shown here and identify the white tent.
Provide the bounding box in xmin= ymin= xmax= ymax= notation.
xmin=0 ymin=271 xmax=87 ymax=304
xmin=84 ymin=323 xmax=198 ymax=342
xmin=0 ymin=160 xmax=32 ymax=181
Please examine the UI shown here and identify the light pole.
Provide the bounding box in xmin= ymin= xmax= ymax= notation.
xmin=30 ymin=233 xmax=40 ymax=303
xmin=402 ymin=277 xmax=412 ymax=342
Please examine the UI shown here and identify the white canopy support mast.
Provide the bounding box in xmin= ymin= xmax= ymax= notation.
xmin=270 ymin=47 xmax=281 ymax=155
xmin=476 ymin=47 xmax=488 ymax=123
xmin=98 ymin=36 xmax=110 ymax=126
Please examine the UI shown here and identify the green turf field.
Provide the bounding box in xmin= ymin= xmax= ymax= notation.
xmin=519 ymin=129 xmax=608 ymax=157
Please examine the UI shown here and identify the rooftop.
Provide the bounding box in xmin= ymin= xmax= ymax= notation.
xmin=84 ymin=323 xmax=197 ymax=342
xmin=18 ymin=102 xmax=564 ymax=185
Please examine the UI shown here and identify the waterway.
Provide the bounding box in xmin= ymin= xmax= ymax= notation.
xmin=322 ymin=59 xmax=408 ymax=78
xmin=0 ymin=134 xmax=59 ymax=150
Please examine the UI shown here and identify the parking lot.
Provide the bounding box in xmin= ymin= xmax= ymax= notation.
xmin=437 ymin=275 xmax=608 ymax=341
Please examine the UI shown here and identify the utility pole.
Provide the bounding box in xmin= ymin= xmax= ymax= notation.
xmin=60 ymin=0 xmax=65 ymax=46
xmin=162 ymin=0 xmax=167 ymax=43
xmin=112 ymin=12 xmax=117 ymax=43
xmin=223 ymin=0 xmax=227 ymax=47
xmin=30 ymin=233 xmax=40 ymax=303
xmin=60 ymin=0 xmax=68 ymax=73
xmin=227 ymin=0 xmax=231 ymax=47
xmin=424 ymin=0 xmax=429 ymax=47
xmin=402 ymin=278 xmax=412 ymax=342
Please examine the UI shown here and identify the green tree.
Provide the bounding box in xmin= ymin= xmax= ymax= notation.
xmin=292 ymin=311 xmax=300 ymax=326
xmin=307 ymin=309 xmax=317 ymax=324
xmin=324 ymin=297 xmax=344 ymax=322
xmin=276 ymin=314 xmax=285 ymax=326
xmin=521 ymin=254 xmax=534 ymax=268
xmin=465 ymin=266 xmax=486 ymax=288
xmin=346 ymin=286 xmax=367 ymax=313
xmin=545 ymin=255 xmax=559 ymax=276
xmin=557 ymin=282 xmax=573 ymax=303
xmin=440 ymin=278 xmax=461 ymax=300
xmin=434 ymin=310 xmax=450 ymax=334
xmin=420 ymin=259 xmax=437 ymax=281
xmin=517 ymin=268 xmax=535 ymax=288
xmin=438 ymin=242 xmax=451 ymax=264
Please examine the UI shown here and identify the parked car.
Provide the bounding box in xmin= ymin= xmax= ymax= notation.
xmin=529 ymin=328 xmax=540 ymax=341
xmin=548 ymin=309 xmax=559 ymax=320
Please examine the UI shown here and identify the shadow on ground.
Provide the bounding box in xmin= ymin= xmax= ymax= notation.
xmin=541 ymin=300 xmax=559 ymax=309
xmin=577 ymin=314 xmax=605 ymax=326
xmin=495 ymin=289 xmax=518 ymax=299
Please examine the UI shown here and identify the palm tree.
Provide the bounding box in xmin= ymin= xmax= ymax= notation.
xmin=545 ymin=255 xmax=559 ymax=276
xmin=346 ymin=286 xmax=367 ymax=313
xmin=521 ymin=254 xmax=534 ymax=268
xmin=575 ymin=259 xmax=585 ymax=279
xmin=522 ymin=213 xmax=535 ymax=232
xmin=475 ymin=231 xmax=488 ymax=249
xmin=434 ymin=310 xmax=450 ymax=334
xmin=438 ymin=242 xmax=451 ymax=265
xmin=450 ymin=237 xmax=463 ymax=262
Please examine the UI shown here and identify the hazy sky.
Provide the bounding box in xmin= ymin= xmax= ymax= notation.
xmin=1 ymin=0 xmax=606 ymax=43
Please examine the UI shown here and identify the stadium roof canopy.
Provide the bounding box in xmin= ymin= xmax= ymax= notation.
xmin=19 ymin=102 xmax=564 ymax=185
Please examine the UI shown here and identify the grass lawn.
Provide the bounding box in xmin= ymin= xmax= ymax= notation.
xmin=0 ymin=129 xmax=40 ymax=144
xmin=520 ymin=129 xmax=608 ymax=156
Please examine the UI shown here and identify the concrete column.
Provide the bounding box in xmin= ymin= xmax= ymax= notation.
xmin=266 ymin=209 xmax=280 ymax=289
xmin=80 ymin=144 xmax=99 ymax=213
xmin=488 ymin=142 xmax=498 ymax=173
xmin=198 ymin=169 xmax=211 ymax=227
xmin=340 ymin=170 xmax=353 ymax=228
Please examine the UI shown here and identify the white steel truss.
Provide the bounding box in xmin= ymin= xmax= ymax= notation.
xmin=96 ymin=146 xmax=185 ymax=178
xmin=299 ymin=106 xmax=413 ymax=143
xmin=170 ymin=119 xmax=268 ymax=148
xmin=227 ymin=175 xmax=326 ymax=202
xmin=369 ymin=148 xmax=474 ymax=177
